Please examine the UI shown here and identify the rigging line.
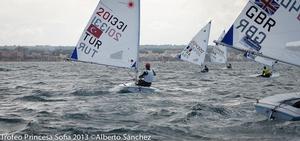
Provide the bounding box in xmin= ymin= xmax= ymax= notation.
xmin=125 ymin=70 xmax=136 ymax=83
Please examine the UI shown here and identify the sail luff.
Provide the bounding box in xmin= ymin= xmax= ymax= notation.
xmin=135 ymin=0 xmax=141 ymax=82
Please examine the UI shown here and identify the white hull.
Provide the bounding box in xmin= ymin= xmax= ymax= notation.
xmin=118 ymin=82 xmax=159 ymax=93
xmin=249 ymin=72 xmax=280 ymax=78
xmin=255 ymin=93 xmax=300 ymax=121
xmin=270 ymin=72 xmax=280 ymax=78
xmin=201 ymin=70 xmax=209 ymax=73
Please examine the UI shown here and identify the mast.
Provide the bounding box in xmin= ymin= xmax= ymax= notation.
xmin=135 ymin=0 xmax=141 ymax=83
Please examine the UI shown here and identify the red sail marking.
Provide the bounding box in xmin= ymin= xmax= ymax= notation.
xmin=87 ymin=24 xmax=103 ymax=39
xmin=128 ymin=1 xmax=134 ymax=8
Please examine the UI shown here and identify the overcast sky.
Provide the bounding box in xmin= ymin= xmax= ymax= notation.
xmin=0 ymin=0 xmax=248 ymax=46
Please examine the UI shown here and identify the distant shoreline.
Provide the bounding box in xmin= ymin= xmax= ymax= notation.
xmin=0 ymin=45 xmax=247 ymax=62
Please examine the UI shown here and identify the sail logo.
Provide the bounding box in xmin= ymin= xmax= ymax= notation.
xmin=255 ymin=0 xmax=280 ymax=15
xmin=128 ymin=1 xmax=134 ymax=8
xmin=181 ymin=46 xmax=193 ymax=57
xmin=87 ymin=24 xmax=103 ymax=38
xmin=119 ymin=0 xmax=135 ymax=8
xmin=180 ymin=41 xmax=202 ymax=58
xmin=180 ymin=41 xmax=204 ymax=62
xmin=191 ymin=41 xmax=205 ymax=56
xmin=244 ymin=51 xmax=255 ymax=60
xmin=241 ymin=36 xmax=262 ymax=51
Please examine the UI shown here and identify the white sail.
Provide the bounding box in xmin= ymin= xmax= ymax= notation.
xmin=178 ymin=22 xmax=211 ymax=66
xmin=210 ymin=30 xmax=227 ymax=64
xmin=221 ymin=0 xmax=300 ymax=66
xmin=254 ymin=56 xmax=276 ymax=67
xmin=71 ymin=0 xmax=140 ymax=69
xmin=244 ymin=51 xmax=276 ymax=66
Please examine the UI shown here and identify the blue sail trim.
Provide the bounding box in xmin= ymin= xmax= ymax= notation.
xmin=131 ymin=61 xmax=137 ymax=69
xmin=71 ymin=48 xmax=78 ymax=60
xmin=221 ymin=25 xmax=234 ymax=46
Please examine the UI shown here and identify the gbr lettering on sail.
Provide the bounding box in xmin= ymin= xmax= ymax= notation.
xmin=235 ymin=0 xmax=300 ymax=51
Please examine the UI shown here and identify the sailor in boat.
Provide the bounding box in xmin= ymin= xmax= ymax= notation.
xmin=136 ymin=63 xmax=156 ymax=87
xmin=261 ymin=66 xmax=272 ymax=78
xmin=201 ymin=65 xmax=209 ymax=73
xmin=227 ymin=63 xmax=232 ymax=69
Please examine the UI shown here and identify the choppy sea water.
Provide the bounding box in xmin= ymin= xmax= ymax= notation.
xmin=0 ymin=61 xmax=300 ymax=141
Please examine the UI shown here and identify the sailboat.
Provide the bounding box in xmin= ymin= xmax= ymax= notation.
xmin=177 ymin=21 xmax=211 ymax=72
xmin=214 ymin=0 xmax=300 ymax=120
xmin=210 ymin=30 xmax=231 ymax=69
xmin=244 ymin=51 xmax=280 ymax=77
xmin=70 ymin=0 xmax=157 ymax=93
xmin=255 ymin=93 xmax=300 ymax=121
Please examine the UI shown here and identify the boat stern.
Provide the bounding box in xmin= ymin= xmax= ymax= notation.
xmin=255 ymin=102 xmax=275 ymax=118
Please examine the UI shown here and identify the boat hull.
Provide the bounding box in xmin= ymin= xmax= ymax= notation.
xmin=255 ymin=103 xmax=300 ymax=121
xmin=118 ymin=82 xmax=159 ymax=93
xmin=250 ymin=72 xmax=280 ymax=78
xmin=255 ymin=93 xmax=300 ymax=121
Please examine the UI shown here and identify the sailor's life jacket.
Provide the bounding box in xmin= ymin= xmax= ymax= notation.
xmin=227 ymin=64 xmax=232 ymax=69
xmin=262 ymin=68 xmax=272 ymax=77
xmin=202 ymin=66 xmax=209 ymax=73
xmin=139 ymin=69 xmax=156 ymax=83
